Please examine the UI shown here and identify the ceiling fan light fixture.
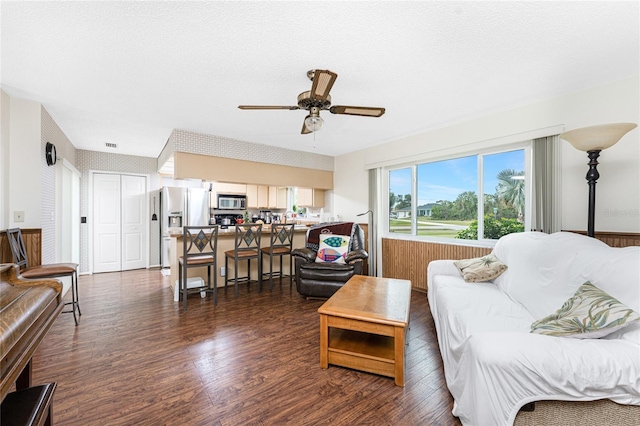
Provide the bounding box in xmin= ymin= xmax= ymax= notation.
xmin=304 ymin=115 xmax=324 ymax=132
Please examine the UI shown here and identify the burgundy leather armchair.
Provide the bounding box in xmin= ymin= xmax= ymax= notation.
xmin=291 ymin=222 xmax=368 ymax=298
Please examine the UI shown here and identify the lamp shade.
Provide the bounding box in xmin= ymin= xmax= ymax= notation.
xmin=560 ymin=123 xmax=637 ymax=152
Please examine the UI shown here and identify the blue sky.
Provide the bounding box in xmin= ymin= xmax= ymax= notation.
xmin=389 ymin=150 xmax=525 ymax=206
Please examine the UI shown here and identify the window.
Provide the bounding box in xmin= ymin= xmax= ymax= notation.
xmin=417 ymin=155 xmax=477 ymax=238
xmin=387 ymin=146 xmax=528 ymax=241
xmin=480 ymin=151 xmax=526 ymax=239
xmin=388 ymin=167 xmax=412 ymax=234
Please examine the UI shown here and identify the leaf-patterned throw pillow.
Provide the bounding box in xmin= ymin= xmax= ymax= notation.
xmin=530 ymin=282 xmax=640 ymax=339
xmin=453 ymin=254 xmax=507 ymax=283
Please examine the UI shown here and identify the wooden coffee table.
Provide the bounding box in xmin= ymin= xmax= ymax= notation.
xmin=318 ymin=275 xmax=412 ymax=386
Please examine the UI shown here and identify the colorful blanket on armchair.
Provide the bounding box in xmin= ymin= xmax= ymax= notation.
xmin=306 ymin=222 xmax=355 ymax=252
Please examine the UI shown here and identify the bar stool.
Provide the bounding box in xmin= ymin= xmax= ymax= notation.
xmin=224 ymin=224 xmax=262 ymax=298
xmin=179 ymin=225 xmax=219 ymax=311
xmin=260 ymin=223 xmax=295 ymax=291
xmin=7 ymin=228 xmax=81 ymax=325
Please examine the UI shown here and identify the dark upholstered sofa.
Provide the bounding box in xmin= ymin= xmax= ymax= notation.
xmin=291 ymin=222 xmax=368 ymax=298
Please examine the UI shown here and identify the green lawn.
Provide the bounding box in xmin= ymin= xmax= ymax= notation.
xmin=417 ymin=229 xmax=461 ymax=238
xmin=416 ymin=218 xmax=471 ymax=226
xmin=389 ymin=218 xmax=472 ymax=227
xmin=388 ymin=217 xmax=471 ymax=238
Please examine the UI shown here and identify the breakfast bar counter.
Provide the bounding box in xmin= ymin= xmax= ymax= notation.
xmin=167 ymin=225 xmax=308 ymax=295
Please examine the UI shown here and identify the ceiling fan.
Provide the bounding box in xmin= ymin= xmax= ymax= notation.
xmin=238 ymin=69 xmax=385 ymax=134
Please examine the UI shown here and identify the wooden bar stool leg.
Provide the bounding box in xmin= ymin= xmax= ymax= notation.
xmin=235 ymin=257 xmax=239 ymax=298
xmin=247 ymin=259 xmax=251 ymax=291
xmin=213 ymin=264 xmax=217 ymax=305
xmin=224 ymin=256 xmax=229 ymax=292
xmin=74 ymin=271 xmax=81 ymax=316
xmin=70 ymin=274 xmax=78 ymax=326
xmin=269 ymin=255 xmax=274 ymax=291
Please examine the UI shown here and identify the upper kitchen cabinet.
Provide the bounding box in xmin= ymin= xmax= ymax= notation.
xmin=276 ymin=187 xmax=287 ymax=209
xmin=210 ymin=182 xmax=247 ymax=208
xmin=297 ymin=188 xmax=325 ymax=208
xmin=247 ymin=184 xmax=267 ymax=208
xmin=216 ymin=183 xmax=246 ymax=194
xmin=247 ymin=185 xmax=288 ymax=209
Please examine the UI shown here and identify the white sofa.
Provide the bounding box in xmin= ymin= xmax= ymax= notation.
xmin=427 ymin=231 xmax=640 ymax=426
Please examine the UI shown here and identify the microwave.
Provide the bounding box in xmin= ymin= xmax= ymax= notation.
xmin=217 ymin=194 xmax=246 ymax=210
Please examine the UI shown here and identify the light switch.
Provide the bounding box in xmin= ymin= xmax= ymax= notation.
xmin=14 ymin=211 xmax=25 ymax=222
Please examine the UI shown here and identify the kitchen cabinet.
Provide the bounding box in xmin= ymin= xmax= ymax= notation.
xmin=216 ymin=183 xmax=246 ymax=194
xmin=297 ymin=188 xmax=325 ymax=208
xmin=246 ymin=184 xmax=258 ymax=208
xmin=209 ymin=182 xmax=246 ymax=208
xmin=247 ymin=184 xmax=269 ymax=208
xmin=276 ymin=187 xmax=287 ymax=209
xmin=257 ymin=186 xmax=269 ymax=208
xmin=268 ymin=186 xmax=277 ymax=208
xmin=247 ymin=185 xmax=287 ymax=209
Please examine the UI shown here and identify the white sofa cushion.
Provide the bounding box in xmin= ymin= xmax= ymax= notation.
xmin=492 ymin=232 xmax=610 ymax=319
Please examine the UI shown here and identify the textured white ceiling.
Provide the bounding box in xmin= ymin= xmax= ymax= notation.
xmin=1 ymin=1 xmax=638 ymax=158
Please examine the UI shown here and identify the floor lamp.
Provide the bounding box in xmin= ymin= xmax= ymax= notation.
xmin=560 ymin=123 xmax=637 ymax=237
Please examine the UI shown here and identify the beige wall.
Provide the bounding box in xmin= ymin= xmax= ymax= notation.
xmin=334 ymin=75 xmax=640 ymax=234
xmin=0 ymin=90 xmax=10 ymax=229
xmin=4 ymin=95 xmax=42 ymax=229
xmin=174 ymin=152 xmax=334 ymax=189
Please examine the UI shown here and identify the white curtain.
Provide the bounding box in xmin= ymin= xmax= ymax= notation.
xmin=531 ymin=135 xmax=562 ymax=233
xmin=367 ymin=168 xmax=378 ymax=276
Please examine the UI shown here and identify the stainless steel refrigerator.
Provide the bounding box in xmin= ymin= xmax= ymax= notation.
xmin=160 ymin=186 xmax=209 ymax=268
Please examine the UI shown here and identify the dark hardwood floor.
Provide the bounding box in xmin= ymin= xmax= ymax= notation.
xmin=31 ymin=269 xmax=461 ymax=425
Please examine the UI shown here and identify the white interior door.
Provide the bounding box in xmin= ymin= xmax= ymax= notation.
xmin=121 ymin=175 xmax=146 ymax=271
xmin=93 ymin=173 xmax=122 ymax=273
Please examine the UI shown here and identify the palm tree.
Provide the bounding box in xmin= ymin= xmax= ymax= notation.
xmin=496 ymin=169 xmax=525 ymax=215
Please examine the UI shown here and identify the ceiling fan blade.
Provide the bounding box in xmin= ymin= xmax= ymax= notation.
xmin=238 ymin=105 xmax=300 ymax=110
xmin=301 ymin=116 xmax=312 ymax=134
xmin=310 ymin=69 xmax=338 ymax=101
xmin=330 ymin=105 xmax=386 ymax=117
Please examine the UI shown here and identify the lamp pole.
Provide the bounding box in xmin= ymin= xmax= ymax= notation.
xmin=585 ymin=150 xmax=601 ymax=238
xmin=560 ymin=123 xmax=636 ymax=239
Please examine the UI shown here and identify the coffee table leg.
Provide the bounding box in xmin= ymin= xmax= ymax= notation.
xmin=320 ymin=314 xmax=328 ymax=368
xmin=394 ymin=325 xmax=405 ymax=386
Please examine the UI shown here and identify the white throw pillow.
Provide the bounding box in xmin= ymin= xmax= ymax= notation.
xmin=315 ymin=234 xmax=350 ymax=264
xmin=530 ymin=282 xmax=640 ymax=339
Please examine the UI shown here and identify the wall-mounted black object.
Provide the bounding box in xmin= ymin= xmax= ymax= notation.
xmin=45 ymin=142 xmax=57 ymax=166
xmin=152 ymin=196 xmax=158 ymax=221
xmin=81 ymin=216 xmax=87 ymax=223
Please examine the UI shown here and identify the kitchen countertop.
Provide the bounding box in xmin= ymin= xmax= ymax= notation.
xmin=165 ymin=224 xmax=308 ymax=294
xmin=167 ymin=224 xmax=309 ymax=237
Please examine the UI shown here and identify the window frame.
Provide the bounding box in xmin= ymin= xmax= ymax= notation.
xmin=383 ymin=141 xmax=532 ymax=247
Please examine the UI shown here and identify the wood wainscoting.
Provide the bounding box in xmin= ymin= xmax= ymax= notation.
xmin=382 ymin=231 xmax=640 ymax=293
xmin=381 ymin=238 xmax=491 ymax=293
xmin=563 ymin=230 xmax=640 ymax=248
xmin=0 ymin=228 xmax=42 ymax=266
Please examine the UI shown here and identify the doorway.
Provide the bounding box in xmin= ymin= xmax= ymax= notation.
xmin=56 ymin=159 xmax=80 ymax=264
xmin=92 ymin=172 xmax=148 ymax=273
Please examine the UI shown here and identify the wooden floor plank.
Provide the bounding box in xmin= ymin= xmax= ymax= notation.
xmin=28 ymin=269 xmax=461 ymax=425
